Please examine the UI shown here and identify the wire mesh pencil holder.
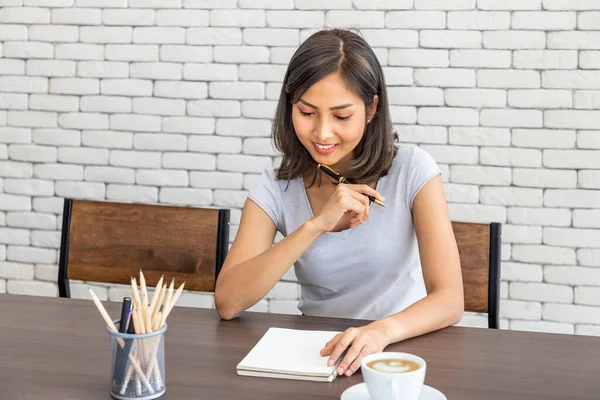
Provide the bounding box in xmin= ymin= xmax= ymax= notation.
xmin=108 ymin=321 xmax=167 ymax=400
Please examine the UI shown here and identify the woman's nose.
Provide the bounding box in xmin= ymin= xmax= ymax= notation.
xmin=315 ymin=120 xmax=334 ymax=141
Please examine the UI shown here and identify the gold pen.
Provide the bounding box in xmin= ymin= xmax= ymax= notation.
xmin=317 ymin=164 xmax=385 ymax=207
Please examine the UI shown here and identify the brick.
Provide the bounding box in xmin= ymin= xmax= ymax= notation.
xmin=0 ymin=76 xmax=47 ymax=93
xmin=444 ymin=183 xmax=478 ymax=203
xmin=479 ymin=0 xmax=541 ymax=9
xmin=173 ymin=291 xmax=214 ymax=309
xmin=159 ymin=188 xmax=211 ymax=206
xmin=477 ymin=70 xmax=540 ymax=89
xmin=580 ymin=51 xmax=600 ymax=69
xmin=130 ymin=62 xmax=182 ymax=80
xmin=134 ymin=133 xmax=187 ymax=151
xmin=3 ymin=41 xmax=53 ymax=59
xmin=0 ymin=24 xmax=28 ymax=40
xmin=418 ymin=107 xmax=478 ymax=126
xmin=80 ymin=26 xmax=132 ymax=44
xmin=415 ymin=0 xmax=475 ymax=9
xmin=481 ymin=147 xmax=542 ymax=167
xmin=548 ymin=31 xmax=600 ymax=50
xmin=513 ymin=168 xmax=576 ymax=188
xmin=85 ymin=166 xmax=134 ymax=184
xmin=390 ymin=107 xmax=417 ymax=124
xmin=269 ymin=47 xmax=295 ymax=65
xmin=545 ymin=188 xmax=600 ymax=208
xmin=29 ymin=25 xmax=78 ymax=42
xmin=190 ymin=171 xmax=242 ymax=189
xmin=110 ymin=150 xmax=161 ymax=168
xmin=32 ymin=197 xmax=63 ymax=214
xmin=136 ymin=170 xmax=187 ymax=187
xmin=105 ymin=44 xmax=158 ymax=62
xmin=9 ymin=145 xmax=56 ymax=162
xmin=7 ymin=246 xmax=56 ymax=264
xmin=420 ymin=30 xmax=480 ymax=49
xmin=211 ymin=9 xmax=265 ymax=27
xmin=512 ymin=11 xmax=576 ymax=30
xmin=0 ymin=194 xmax=31 ymax=211
xmin=52 ymin=8 xmax=101 ymax=25
xmin=217 ymin=154 xmax=271 ymax=173
xmin=513 ymin=129 xmax=575 ymax=149
xmin=183 ymin=0 xmax=236 ymax=8
xmin=30 ymin=230 xmax=60 ymax=248
xmin=55 ymin=43 xmax=103 ymax=60
xmin=388 ymin=49 xmax=449 ymax=68
xmin=3 ymin=179 xmax=53 ymax=196
xmin=133 ymin=27 xmax=185 ymax=44
xmin=216 ymin=119 xmax=271 ymax=138
xmin=575 ymin=287 xmax=600 ymax=306
xmin=7 ymin=111 xmax=56 ymax=129
xmin=547 ymin=110 xmax=600 ymax=130
xmin=132 ymin=97 xmax=185 ymax=116
xmin=0 ymin=7 xmax=50 ymax=23
xmin=188 ymin=136 xmax=242 ymax=154
xmin=162 ymin=152 xmax=215 ymax=170
xmin=7 ymin=280 xmax=57 ymax=297
xmin=49 ymin=77 xmax=99 ymax=95
xmin=59 ymin=113 xmax=108 ymax=130
xmin=187 ymin=27 xmax=241 ymax=45
xmin=7 ymin=213 xmax=55 ymax=231
xmin=102 ymin=9 xmax=155 ymax=26
xmin=578 ymin=131 xmax=600 ymax=149
xmin=243 ymin=28 xmax=298 ymax=46
xmin=156 ymin=10 xmax=208 ymax=27
xmin=578 ymin=248 xmax=600 ymax=267
xmin=450 ymin=49 xmax=510 ymax=68
xmin=360 ymin=29 xmax=418 ymax=48
xmin=573 ymin=210 xmax=600 ymax=230
xmin=213 ymin=190 xmax=248 ymax=208
xmin=415 ymin=68 xmax=475 ymax=88
xmin=511 ymin=282 xmax=572 ymax=303
xmin=33 ymin=164 xmax=82 ymax=181
xmin=500 ymin=300 xmax=541 ymax=321
xmin=502 ymin=262 xmax=543 ymax=282
xmin=574 ymin=91 xmax=600 ymax=109
xmin=239 ymin=65 xmax=286 ymax=82
xmin=577 ymin=325 xmax=600 ymax=336
xmin=55 ymin=181 xmax=105 ymax=199
xmin=0 ymin=262 xmax=34 ymax=280
xmin=0 ymin=227 xmax=30 ymax=245
xmin=450 ymin=165 xmax=511 ymax=185
xmin=481 ymin=109 xmax=543 ymax=128
xmin=480 ymin=186 xmax=542 ymax=207
xmin=388 ymin=87 xmax=443 ymax=106
xmin=70 ymin=283 xmax=108 ymax=301
xmin=244 ymin=0 xmax=294 ymax=8
xmin=76 ymin=0 xmax=126 ymax=6
xmin=80 ymin=96 xmax=131 ymax=113
xmin=266 ymin=82 xmax=282 ymax=100
xmin=0 ymin=128 xmax=31 ymax=144
xmin=209 ymin=82 xmax=264 ymax=100
xmin=380 ymin=67 xmax=413 ymax=86
xmin=397 ymin=126 xmax=447 ymax=144
xmin=0 ymin=161 xmax=33 ymax=178
xmin=162 ymin=117 xmax=214 ymax=134
xmin=448 ymin=11 xmax=509 ymax=30
xmin=325 ymin=10 xmax=382 ymax=28
xmin=452 ymin=128 xmax=510 ymax=149
xmin=160 ymin=45 xmax=211 ymax=63
xmin=77 ymin=61 xmax=128 ymax=78
xmin=187 ymin=100 xmax=240 ymax=117
xmin=58 ymin=147 xmax=108 ymax=166
xmin=420 ymin=145 xmax=479 ymax=164
xmin=544 ymin=303 xmax=600 ymax=325
xmin=242 ymin=100 xmax=278 ymax=119
xmin=110 ymin=114 xmax=161 ymax=132
xmin=101 ymin=79 xmax=152 ymax=97
xmin=129 ymin=0 xmax=181 ymax=7
xmin=510 ymin=321 xmax=573 ymax=335
xmin=483 ymin=31 xmax=545 ymax=49
xmin=513 ymin=245 xmax=576 ymax=264
xmin=543 ymin=0 xmax=600 ymax=10
xmin=29 ymin=94 xmax=78 ymax=113
xmin=445 ymin=89 xmax=506 ymax=108
xmin=546 ymin=266 xmax=600 ymax=286
xmin=183 ymin=63 xmax=237 ymax=81
xmin=0 ymin=94 xmax=27 ymax=110
xmin=107 ymin=184 xmax=158 ymax=203
xmin=82 ymin=131 xmax=132 ymax=149
xmin=579 ymin=171 xmax=600 ymax=189
xmin=508 ymin=89 xmax=572 ymax=109
xmin=243 ymin=138 xmax=278 ymax=156
xmin=385 ymin=11 xmax=445 ymax=29
xmin=543 ymin=71 xmax=600 ymax=90
xmin=513 ymin=50 xmax=578 ymax=69
xmin=0 ymin=59 xmax=24 ymax=75
xmin=544 ymin=227 xmax=600 ymax=248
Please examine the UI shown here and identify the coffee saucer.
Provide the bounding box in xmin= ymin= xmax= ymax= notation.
xmin=340 ymin=382 xmax=446 ymax=400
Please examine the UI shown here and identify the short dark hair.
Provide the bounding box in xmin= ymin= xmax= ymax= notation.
xmin=272 ymin=28 xmax=398 ymax=186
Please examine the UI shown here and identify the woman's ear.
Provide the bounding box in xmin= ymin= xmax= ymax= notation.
xmin=368 ymin=95 xmax=379 ymax=123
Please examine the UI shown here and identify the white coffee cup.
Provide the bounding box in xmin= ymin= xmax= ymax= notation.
xmin=361 ymin=352 xmax=426 ymax=400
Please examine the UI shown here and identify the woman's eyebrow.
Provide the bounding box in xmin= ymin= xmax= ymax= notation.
xmin=298 ymin=98 xmax=354 ymax=111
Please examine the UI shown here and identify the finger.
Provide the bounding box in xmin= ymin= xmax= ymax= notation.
xmin=337 ymin=339 xmax=366 ymax=376
xmin=345 ymin=347 xmax=371 ymax=376
xmin=346 ymin=190 xmax=370 ymax=223
xmin=320 ymin=333 xmax=341 ymax=356
xmin=328 ymin=329 xmax=356 ymax=367
xmin=345 ymin=184 xmax=385 ymax=203
xmin=340 ymin=196 xmax=367 ymax=226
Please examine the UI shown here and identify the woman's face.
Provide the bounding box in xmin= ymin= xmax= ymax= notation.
xmin=292 ymin=71 xmax=378 ymax=174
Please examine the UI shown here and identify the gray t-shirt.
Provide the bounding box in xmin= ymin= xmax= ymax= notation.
xmin=247 ymin=145 xmax=442 ymax=320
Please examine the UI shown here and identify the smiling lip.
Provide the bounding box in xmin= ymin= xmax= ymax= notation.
xmin=312 ymin=142 xmax=338 ymax=155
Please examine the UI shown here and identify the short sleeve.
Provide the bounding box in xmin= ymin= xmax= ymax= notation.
xmin=247 ymin=168 xmax=282 ymax=231
xmin=406 ymin=147 xmax=442 ymax=210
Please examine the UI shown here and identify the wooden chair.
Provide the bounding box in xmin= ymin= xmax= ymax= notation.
xmin=451 ymin=221 xmax=502 ymax=329
xmin=58 ymin=199 xmax=230 ymax=298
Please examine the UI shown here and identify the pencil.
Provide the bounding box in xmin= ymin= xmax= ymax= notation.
xmin=317 ymin=164 xmax=385 ymax=207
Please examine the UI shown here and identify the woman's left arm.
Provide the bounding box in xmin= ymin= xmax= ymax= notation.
xmin=320 ymin=175 xmax=464 ymax=377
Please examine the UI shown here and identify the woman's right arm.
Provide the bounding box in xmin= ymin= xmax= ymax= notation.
xmin=214 ymin=198 xmax=324 ymax=320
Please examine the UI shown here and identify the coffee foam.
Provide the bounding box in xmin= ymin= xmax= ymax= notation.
xmin=369 ymin=360 xmax=416 ymax=373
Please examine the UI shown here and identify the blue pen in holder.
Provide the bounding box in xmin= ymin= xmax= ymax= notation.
xmin=108 ymin=320 xmax=167 ymax=400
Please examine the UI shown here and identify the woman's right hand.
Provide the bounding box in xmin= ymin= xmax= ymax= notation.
xmin=310 ymin=184 xmax=385 ymax=234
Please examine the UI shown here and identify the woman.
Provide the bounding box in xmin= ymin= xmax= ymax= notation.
xmin=215 ymin=28 xmax=463 ymax=378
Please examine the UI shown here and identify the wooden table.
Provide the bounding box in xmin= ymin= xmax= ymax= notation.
xmin=1 ymin=294 xmax=599 ymax=399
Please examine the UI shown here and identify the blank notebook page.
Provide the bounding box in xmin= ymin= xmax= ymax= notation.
xmin=237 ymin=327 xmax=341 ymax=377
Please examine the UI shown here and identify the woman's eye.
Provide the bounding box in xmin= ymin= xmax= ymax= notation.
xmin=336 ymin=115 xmax=351 ymax=121
xmin=299 ymin=110 xmax=313 ymax=116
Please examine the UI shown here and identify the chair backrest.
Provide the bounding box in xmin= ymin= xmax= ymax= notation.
xmin=58 ymin=199 xmax=230 ymax=298
xmin=451 ymin=221 xmax=502 ymax=329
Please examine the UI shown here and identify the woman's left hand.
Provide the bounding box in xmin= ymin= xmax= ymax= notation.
xmin=320 ymin=323 xmax=390 ymax=377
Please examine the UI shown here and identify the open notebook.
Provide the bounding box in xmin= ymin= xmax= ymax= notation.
xmin=236 ymin=327 xmax=343 ymax=382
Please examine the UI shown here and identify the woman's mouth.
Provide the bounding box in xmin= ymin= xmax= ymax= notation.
xmin=312 ymin=142 xmax=339 ymax=155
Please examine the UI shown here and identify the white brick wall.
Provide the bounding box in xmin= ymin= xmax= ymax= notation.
xmin=0 ymin=1 xmax=599 ymax=336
